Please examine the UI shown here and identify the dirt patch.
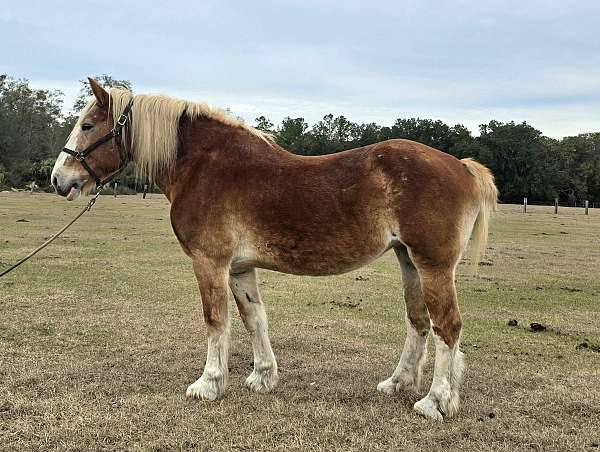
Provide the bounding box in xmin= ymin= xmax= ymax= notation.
xmin=328 ymin=297 xmax=361 ymax=309
xmin=576 ymin=341 xmax=600 ymax=353
xmin=560 ymin=286 xmax=583 ymax=293
xmin=530 ymin=322 xmax=547 ymax=332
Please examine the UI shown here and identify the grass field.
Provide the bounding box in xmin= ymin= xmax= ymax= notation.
xmin=1 ymin=192 xmax=599 ymax=451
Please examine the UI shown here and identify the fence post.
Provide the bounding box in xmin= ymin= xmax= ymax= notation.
xmin=523 ymin=197 xmax=527 ymax=213
xmin=113 ymin=182 xmax=118 ymax=198
xmin=554 ymin=198 xmax=558 ymax=214
xmin=585 ymin=200 xmax=589 ymax=215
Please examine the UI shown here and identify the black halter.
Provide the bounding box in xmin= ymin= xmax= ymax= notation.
xmin=63 ymin=99 xmax=134 ymax=189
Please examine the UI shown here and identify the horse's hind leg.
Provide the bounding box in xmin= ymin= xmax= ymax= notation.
xmin=229 ymin=268 xmax=279 ymax=393
xmin=412 ymin=263 xmax=464 ymax=422
xmin=378 ymin=245 xmax=430 ymax=395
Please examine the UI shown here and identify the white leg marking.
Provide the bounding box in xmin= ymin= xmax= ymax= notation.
xmin=414 ymin=332 xmax=464 ymax=421
xmin=378 ymin=316 xmax=428 ymax=394
xmin=244 ymin=304 xmax=279 ymax=393
xmin=230 ymin=270 xmax=278 ymax=393
xmin=186 ymin=320 xmax=230 ymax=401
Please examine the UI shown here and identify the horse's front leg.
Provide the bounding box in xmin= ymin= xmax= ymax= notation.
xmin=229 ymin=268 xmax=278 ymax=393
xmin=186 ymin=256 xmax=231 ymax=401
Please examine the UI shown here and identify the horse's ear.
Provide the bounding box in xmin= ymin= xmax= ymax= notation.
xmin=88 ymin=77 xmax=109 ymax=107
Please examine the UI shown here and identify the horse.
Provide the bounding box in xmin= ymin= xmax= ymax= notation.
xmin=51 ymin=78 xmax=497 ymax=421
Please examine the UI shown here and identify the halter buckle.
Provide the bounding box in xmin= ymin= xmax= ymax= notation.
xmin=75 ymin=153 xmax=85 ymax=162
xmin=116 ymin=114 xmax=128 ymax=127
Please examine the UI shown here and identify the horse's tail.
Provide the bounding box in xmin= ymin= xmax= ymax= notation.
xmin=461 ymin=158 xmax=498 ymax=273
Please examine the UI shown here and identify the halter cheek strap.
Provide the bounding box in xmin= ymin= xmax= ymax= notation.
xmin=62 ymin=99 xmax=134 ymax=189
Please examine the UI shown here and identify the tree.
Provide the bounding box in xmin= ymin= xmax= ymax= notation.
xmin=390 ymin=118 xmax=473 ymax=153
xmin=276 ymin=117 xmax=309 ymax=153
xmin=254 ymin=116 xmax=275 ymax=133
xmin=31 ymin=158 xmax=56 ymax=186
xmin=0 ymin=163 xmax=7 ymax=187
xmin=309 ymin=114 xmax=357 ymax=154
xmin=0 ymin=75 xmax=69 ymax=186
xmin=478 ymin=121 xmax=556 ymax=202
xmin=351 ymin=122 xmax=382 ymax=147
xmin=554 ymin=133 xmax=600 ymax=203
xmin=1 ymin=72 xmax=599 ymax=203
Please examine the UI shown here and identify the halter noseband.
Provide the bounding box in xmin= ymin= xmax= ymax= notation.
xmin=62 ymin=99 xmax=134 ymax=189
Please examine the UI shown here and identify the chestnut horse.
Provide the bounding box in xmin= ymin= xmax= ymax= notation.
xmin=51 ymin=78 xmax=497 ymax=421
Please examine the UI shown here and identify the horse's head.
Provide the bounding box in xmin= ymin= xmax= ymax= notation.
xmin=51 ymin=78 xmax=129 ymax=200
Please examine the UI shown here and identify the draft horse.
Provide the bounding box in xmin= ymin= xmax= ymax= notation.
xmin=51 ymin=78 xmax=497 ymax=421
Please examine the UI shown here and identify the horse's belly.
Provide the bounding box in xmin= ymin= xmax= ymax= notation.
xmin=236 ymin=227 xmax=397 ymax=276
xmin=263 ymin=249 xmax=389 ymax=276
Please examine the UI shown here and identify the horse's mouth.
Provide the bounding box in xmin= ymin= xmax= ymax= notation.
xmin=63 ymin=179 xmax=94 ymax=201
xmin=66 ymin=186 xmax=81 ymax=201
xmin=53 ymin=181 xmax=81 ymax=200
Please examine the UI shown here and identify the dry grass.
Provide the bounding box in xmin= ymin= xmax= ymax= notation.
xmin=1 ymin=193 xmax=599 ymax=451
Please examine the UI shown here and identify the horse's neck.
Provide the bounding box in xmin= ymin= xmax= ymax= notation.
xmin=150 ymin=116 xmax=282 ymax=201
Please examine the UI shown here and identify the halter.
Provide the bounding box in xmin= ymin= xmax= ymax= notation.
xmin=62 ymin=99 xmax=134 ymax=189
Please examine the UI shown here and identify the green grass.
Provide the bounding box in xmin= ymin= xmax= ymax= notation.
xmin=1 ymin=193 xmax=599 ymax=451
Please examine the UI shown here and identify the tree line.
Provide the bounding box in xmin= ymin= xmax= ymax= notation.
xmin=1 ymin=74 xmax=598 ymax=204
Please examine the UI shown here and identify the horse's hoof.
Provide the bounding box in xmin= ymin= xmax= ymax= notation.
xmin=245 ymin=368 xmax=279 ymax=393
xmin=377 ymin=375 xmax=418 ymax=395
xmin=377 ymin=378 xmax=398 ymax=395
xmin=414 ymin=396 xmax=443 ymax=422
xmin=185 ymin=376 xmax=222 ymax=401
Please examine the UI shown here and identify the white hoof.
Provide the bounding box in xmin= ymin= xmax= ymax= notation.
xmin=439 ymin=389 xmax=460 ymax=418
xmin=377 ymin=377 xmax=398 ymax=395
xmin=414 ymin=396 xmax=443 ymax=422
xmin=185 ymin=375 xmax=223 ymax=401
xmin=377 ymin=374 xmax=418 ymax=395
xmin=245 ymin=367 xmax=279 ymax=393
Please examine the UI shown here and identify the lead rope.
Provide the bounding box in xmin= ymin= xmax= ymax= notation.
xmin=0 ymin=188 xmax=104 ymax=278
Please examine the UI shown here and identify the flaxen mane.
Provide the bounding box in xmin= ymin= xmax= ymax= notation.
xmin=72 ymin=88 xmax=272 ymax=180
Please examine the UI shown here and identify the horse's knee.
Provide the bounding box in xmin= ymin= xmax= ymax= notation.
xmin=419 ymin=270 xmax=462 ymax=348
xmin=202 ymin=302 xmax=228 ymax=331
xmin=406 ymin=308 xmax=431 ymax=335
xmin=432 ymin=315 xmax=462 ymax=349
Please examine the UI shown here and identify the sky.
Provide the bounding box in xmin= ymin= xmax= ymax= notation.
xmin=2 ymin=0 xmax=600 ymax=138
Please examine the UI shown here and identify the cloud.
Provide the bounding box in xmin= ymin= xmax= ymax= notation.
xmin=2 ymin=0 xmax=599 ymax=137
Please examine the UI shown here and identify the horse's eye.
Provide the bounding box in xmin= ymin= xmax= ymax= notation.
xmin=81 ymin=123 xmax=94 ymax=131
